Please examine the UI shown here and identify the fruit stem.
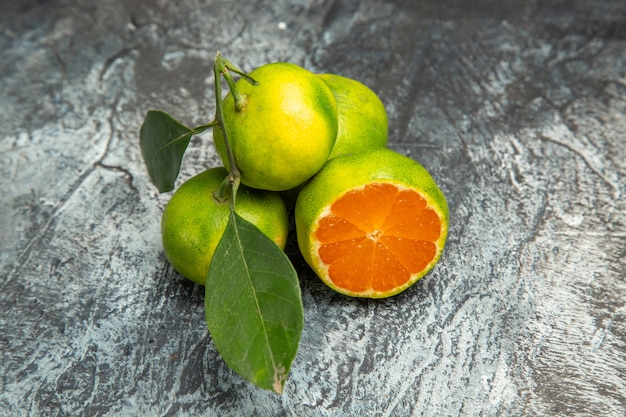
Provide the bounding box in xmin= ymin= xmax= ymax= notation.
xmin=212 ymin=53 xmax=260 ymax=207
xmin=215 ymin=52 xmax=259 ymax=112
xmin=219 ymin=54 xmax=260 ymax=87
xmin=212 ymin=52 xmax=254 ymax=208
xmin=213 ymin=172 xmax=240 ymax=209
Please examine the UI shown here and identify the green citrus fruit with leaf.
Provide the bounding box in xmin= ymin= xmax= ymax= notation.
xmin=295 ymin=148 xmax=449 ymax=298
xmin=317 ymin=73 xmax=388 ymax=159
xmin=213 ymin=62 xmax=338 ymax=191
xmin=161 ymin=167 xmax=289 ymax=285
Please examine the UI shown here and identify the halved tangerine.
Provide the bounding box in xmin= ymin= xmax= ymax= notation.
xmin=295 ymin=148 xmax=448 ymax=298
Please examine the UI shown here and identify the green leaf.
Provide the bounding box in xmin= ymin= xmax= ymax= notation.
xmin=205 ymin=211 xmax=304 ymax=394
xmin=139 ymin=110 xmax=194 ymax=193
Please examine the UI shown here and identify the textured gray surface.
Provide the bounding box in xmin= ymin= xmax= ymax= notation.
xmin=1 ymin=0 xmax=625 ymax=416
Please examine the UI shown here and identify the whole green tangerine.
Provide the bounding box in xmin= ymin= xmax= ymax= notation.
xmin=213 ymin=62 xmax=338 ymax=191
xmin=317 ymin=73 xmax=388 ymax=159
xmin=161 ymin=167 xmax=289 ymax=285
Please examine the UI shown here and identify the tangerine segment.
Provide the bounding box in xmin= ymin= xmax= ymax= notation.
xmin=318 ymin=237 xmax=367 ymax=264
xmin=380 ymin=189 xmax=427 ymax=229
xmin=330 ymin=183 xmax=398 ymax=231
xmin=384 ymin=207 xmax=442 ymax=241
xmin=324 ymin=238 xmax=413 ymax=293
xmin=379 ymin=237 xmax=437 ymax=273
xmin=314 ymin=183 xmax=443 ymax=294
xmin=325 ymin=238 xmax=375 ymax=293
xmin=316 ymin=215 xmax=365 ymax=244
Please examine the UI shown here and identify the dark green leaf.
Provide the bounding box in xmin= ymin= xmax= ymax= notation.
xmin=205 ymin=211 xmax=304 ymax=394
xmin=139 ymin=110 xmax=194 ymax=193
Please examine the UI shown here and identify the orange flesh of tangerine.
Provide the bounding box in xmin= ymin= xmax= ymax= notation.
xmin=314 ymin=183 xmax=442 ymax=294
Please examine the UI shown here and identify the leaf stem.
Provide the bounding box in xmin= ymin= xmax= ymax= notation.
xmin=192 ymin=120 xmax=218 ymax=135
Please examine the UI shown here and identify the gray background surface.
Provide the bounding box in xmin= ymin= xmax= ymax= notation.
xmin=1 ymin=0 xmax=625 ymax=416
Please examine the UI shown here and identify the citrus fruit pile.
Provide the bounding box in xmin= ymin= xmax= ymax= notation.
xmin=162 ymin=61 xmax=448 ymax=298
